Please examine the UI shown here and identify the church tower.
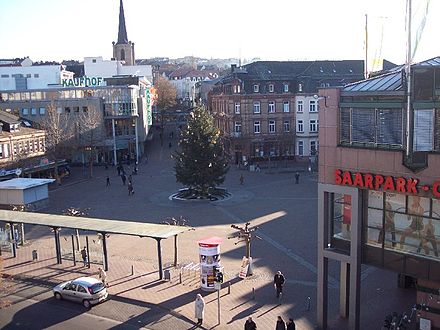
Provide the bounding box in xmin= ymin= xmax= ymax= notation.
xmin=112 ymin=0 xmax=135 ymax=66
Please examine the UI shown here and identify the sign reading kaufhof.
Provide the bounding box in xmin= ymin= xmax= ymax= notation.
xmin=62 ymin=76 xmax=104 ymax=88
xmin=334 ymin=169 xmax=440 ymax=198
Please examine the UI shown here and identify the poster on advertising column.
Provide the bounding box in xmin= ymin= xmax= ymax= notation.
xmin=198 ymin=237 xmax=222 ymax=291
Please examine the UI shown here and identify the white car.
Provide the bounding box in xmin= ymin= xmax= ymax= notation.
xmin=53 ymin=277 xmax=108 ymax=308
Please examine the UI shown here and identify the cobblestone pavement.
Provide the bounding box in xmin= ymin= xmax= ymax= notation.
xmin=1 ymin=126 xmax=415 ymax=329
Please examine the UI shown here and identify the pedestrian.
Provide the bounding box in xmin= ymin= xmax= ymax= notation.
xmin=276 ymin=316 xmax=286 ymax=330
xmin=295 ymin=172 xmax=300 ymax=184
xmin=128 ymin=174 xmax=133 ymax=183
xmin=98 ymin=267 xmax=108 ymax=287
xmin=274 ymin=270 xmax=285 ymax=300
xmin=194 ymin=293 xmax=205 ymax=326
xmin=169 ymin=141 xmax=172 ymax=148
xmin=81 ymin=247 xmax=88 ymax=267
xmin=286 ymin=318 xmax=296 ymax=330
xmin=121 ymin=173 xmax=126 ymax=185
xmin=245 ymin=316 xmax=257 ymax=330
xmin=255 ymin=164 xmax=261 ymax=172
xmin=106 ymin=176 xmax=110 ymax=186
xmin=240 ymin=174 xmax=244 ymax=185
xmin=117 ymin=165 xmax=121 ymax=176
xmin=128 ymin=182 xmax=134 ymax=195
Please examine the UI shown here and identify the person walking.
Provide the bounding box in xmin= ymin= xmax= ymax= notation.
xmin=121 ymin=173 xmax=126 ymax=185
xmin=98 ymin=267 xmax=108 ymax=287
xmin=295 ymin=172 xmax=300 ymax=184
xmin=128 ymin=181 xmax=134 ymax=195
xmin=276 ymin=316 xmax=286 ymax=330
xmin=81 ymin=247 xmax=88 ymax=267
xmin=286 ymin=318 xmax=296 ymax=330
xmin=106 ymin=176 xmax=110 ymax=187
xmin=240 ymin=174 xmax=244 ymax=185
xmin=274 ymin=270 xmax=285 ymax=300
xmin=194 ymin=294 xmax=205 ymax=326
xmin=245 ymin=316 xmax=257 ymax=330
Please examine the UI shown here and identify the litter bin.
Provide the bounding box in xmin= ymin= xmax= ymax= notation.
xmin=163 ymin=269 xmax=171 ymax=281
xmin=32 ymin=249 xmax=38 ymax=261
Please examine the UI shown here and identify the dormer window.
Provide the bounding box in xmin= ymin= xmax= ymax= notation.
xmin=283 ymin=83 xmax=289 ymax=92
xmin=253 ymin=84 xmax=259 ymax=93
xmin=268 ymin=84 xmax=274 ymax=93
xmin=298 ymin=83 xmax=303 ymax=92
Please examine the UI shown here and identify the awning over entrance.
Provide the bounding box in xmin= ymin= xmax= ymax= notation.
xmin=0 ymin=210 xmax=192 ymax=279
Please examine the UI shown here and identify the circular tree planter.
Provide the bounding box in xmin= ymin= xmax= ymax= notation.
xmin=170 ymin=187 xmax=231 ymax=201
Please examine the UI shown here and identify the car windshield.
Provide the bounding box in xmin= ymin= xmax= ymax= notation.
xmin=90 ymin=282 xmax=105 ymax=294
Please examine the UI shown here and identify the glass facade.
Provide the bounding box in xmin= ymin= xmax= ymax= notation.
xmin=366 ymin=190 xmax=440 ymax=262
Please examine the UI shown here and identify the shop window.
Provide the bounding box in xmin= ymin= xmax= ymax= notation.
xmin=328 ymin=193 xmax=351 ymax=252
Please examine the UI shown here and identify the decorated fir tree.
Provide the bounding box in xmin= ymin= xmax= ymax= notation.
xmin=174 ymin=106 xmax=229 ymax=196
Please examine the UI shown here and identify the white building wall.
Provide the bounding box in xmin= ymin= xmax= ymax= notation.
xmin=295 ymin=95 xmax=319 ymax=157
xmin=0 ymin=66 xmax=73 ymax=91
xmin=84 ymin=57 xmax=153 ymax=83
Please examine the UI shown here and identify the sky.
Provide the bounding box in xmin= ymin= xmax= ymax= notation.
xmin=0 ymin=0 xmax=439 ymax=66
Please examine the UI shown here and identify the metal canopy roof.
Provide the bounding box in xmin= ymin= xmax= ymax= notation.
xmin=0 ymin=210 xmax=190 ymax=239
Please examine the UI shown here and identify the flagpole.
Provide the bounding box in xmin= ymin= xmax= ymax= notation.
xmin=365 ymin=14 xmax=368 ymax=79
xmin=405 ymin=0 xmax=412 ymax=158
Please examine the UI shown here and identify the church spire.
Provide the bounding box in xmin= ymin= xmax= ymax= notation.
xmin=117 ymin=0 xmax=128 ymax=44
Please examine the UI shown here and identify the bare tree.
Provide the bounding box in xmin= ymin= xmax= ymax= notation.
xmin=155 ymin=76 xmax=177 ymax=143
xmin=77 ymin=106 xmax=103 ymax=178
xmin=39 ymin=102 xmax=74 ymax=185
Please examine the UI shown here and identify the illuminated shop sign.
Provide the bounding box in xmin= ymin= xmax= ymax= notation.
xmin=334 ymin=169 xmax=440 ymax=198
xmin=61 ymin=76 xmax=104 ymax=87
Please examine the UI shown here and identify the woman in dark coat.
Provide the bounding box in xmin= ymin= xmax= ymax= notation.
xmin=276 ymin=316 xmax=286 ymax=330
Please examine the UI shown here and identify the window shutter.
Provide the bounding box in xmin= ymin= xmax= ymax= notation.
xmin=377 ymin=109 xmax=403 ymax=146
xmin=352 ymin=108 xmax=375 ymax=143
xmin=413 ymin=109 xmax=434 ymax=151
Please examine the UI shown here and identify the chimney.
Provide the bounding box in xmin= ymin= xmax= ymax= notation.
xmin=231 ymin=64 xmax=237 ymax=73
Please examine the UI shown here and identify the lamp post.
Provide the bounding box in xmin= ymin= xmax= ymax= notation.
xmin=229 ymin=222 xmax=260 ymax=276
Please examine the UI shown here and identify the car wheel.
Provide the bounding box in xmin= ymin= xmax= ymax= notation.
xmin=83 ymin=300 xmax=91 ymax=309
xmin=54 ymin=293 xmax=62 ymax=300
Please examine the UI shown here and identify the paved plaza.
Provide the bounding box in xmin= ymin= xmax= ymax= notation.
xmin=1 ymin=129 xmax=415 ymax=329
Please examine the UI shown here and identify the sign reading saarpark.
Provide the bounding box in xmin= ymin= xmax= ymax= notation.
xmin=334 ymin=169 xmax=440 ymax=198
xmin=62 ymin=76 xmax=104 ymax=88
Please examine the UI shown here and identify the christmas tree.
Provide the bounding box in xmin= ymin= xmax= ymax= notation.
xmin=174 ymin=106 xmax=229 ymax=197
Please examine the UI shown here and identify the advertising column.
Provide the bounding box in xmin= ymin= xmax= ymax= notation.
xmin=198 ymin=237 xmax=222 ymax=291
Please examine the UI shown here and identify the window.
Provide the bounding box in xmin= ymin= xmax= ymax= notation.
xmin=65 ymin=107 xmax=71 ymax=114
xmin=268 ymin=101 xmax=275 ymax=113
xmin=254 ymin=121 xmax=261 ymax=134
xmin=253 ymin=84 xmax=259 ymax=93
xmin=26 ymin=74 xmax=31 ymax=78
xmin=269 ymin=120 xmax=276 ymax=133
xmin=413 ymin=109 xmax=434 ymax=151
xmin=298 ymin=140 xmax=304 ymax=156
xmin=309 ymin=100 xmax=317 ymax=112
xmin=39 ymin=107 xmax=46 ymax=115
xmin=283 ymin=101 xmax=289 ymax=113
xmin=283 ymin=83 xmax=289 ymax=92
xmin=234 ymin=102 xmax=240 ymax=114
xmin=310 ymin=140 xmax=317 ymax=155
xmin=34 ymin=74 xmax=39 ymax=78
xmin=82 ymin=106 xmax=88 ymax=113
xmin=74 ymin=106 xmax=80 ymax=113
xmin=92 ymin=59 xmax=97 ymax=63
xmin=297 ymin=100 xmax=303 ymax=112
xmin=253 ymin=102 xmax=261 ymax=114
xmin=268 ymin=84 xmax=274 ymax=92
xmin=22 ymin=108 xmax=29 ymax=115
xmin=298 ymin=83 xmax=303 ymax=92
xmin=31 ymin=108 xmax=37 ymax=115
xmin=340 ymin=108 xmax=403 ymax=147
xmin=77 ymin=285 xmax=87 ymax=293
xmin=297 ymin=120 xmax=304 ymax=133
xmin=310 ymin=119 xmax=318 ymax=132
xmin=56 ymin=107 xmax=62 ymax=114
xmin=234 ymin=121 xmax=242 ymax=133
xmin=233 ymin=85 xmax=241 ymax=93
xmin=1 ymin=74 xmax=9 ymax=78
xmin=284 ymin=120 xmax=290 ymax=132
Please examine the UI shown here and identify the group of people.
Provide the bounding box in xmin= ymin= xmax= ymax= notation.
xmin=105 ymin=164 xmax=136 ymax=195
xmin=194 ymin=270 xmax=294 ymax=329
xmin=244 ymin=316 xmax=296 ymax=330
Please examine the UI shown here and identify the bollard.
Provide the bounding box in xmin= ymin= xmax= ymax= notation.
xmin=252 ymin=287 xmax=255 ymax=300
xmin=228 ymin=281 xmax=231 ymax=295
xmin=305 ymin=296 xmax=311 ymax=311
xmin=179 ymin=272 xmax=182 ymax=284
xmin=131 ymin=265 xmax=134 ymax=276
